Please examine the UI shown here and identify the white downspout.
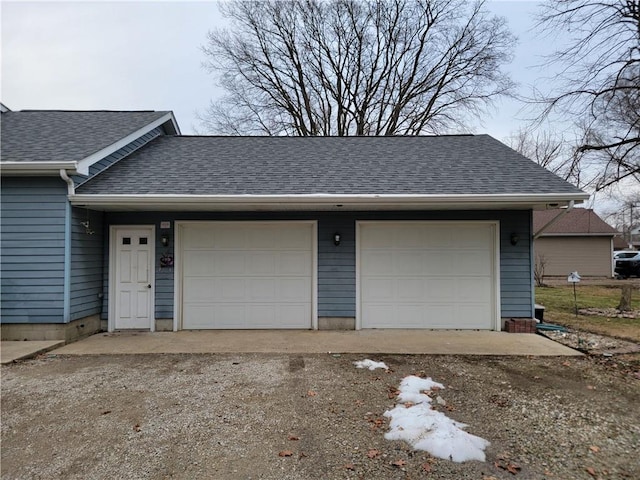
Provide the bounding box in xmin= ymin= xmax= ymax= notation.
xmin=59 ymin=169 xmax=75 ymax=323
xmin=59 ymin=168 xmax=75 ymax=195
xmin=533 ymin=201 xmax=575 ymax=239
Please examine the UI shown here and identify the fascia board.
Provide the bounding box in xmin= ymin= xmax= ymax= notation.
xmin=70 ymin=192 xmax=590 ymax=209
xmin=75 ymin=112 xmax=179 ymax=175
xmin=536 ymin=233 xmax=617 ymax=237
xmin=1 ymin=161 xmax=78 ymax=175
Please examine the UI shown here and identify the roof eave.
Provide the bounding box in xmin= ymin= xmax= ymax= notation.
xmin=70 ymin=193 xmax=590 ymax=211
xmin=537 ymin=232 xmax=618 ymax=237
xmin=1 ymin=161 xmax=78 ymax=176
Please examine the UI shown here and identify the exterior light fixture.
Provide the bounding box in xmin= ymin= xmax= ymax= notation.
xmin=333 ymin=233 xmax=341 ymax=246
xmin=510 ymin=233 xmax=519 ymax=246
xmin=161 ymin=234 xmax=170 ymax=247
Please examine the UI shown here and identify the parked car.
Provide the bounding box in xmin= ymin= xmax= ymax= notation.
xmin=614 ymin=251 xmax=640 ymax=278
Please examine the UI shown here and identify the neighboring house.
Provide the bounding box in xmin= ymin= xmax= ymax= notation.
xmin=1 ymin=107 xmax=588 ymax=341
xmin=613 ymin=235 xmax=632 ymax=251
xmin=631 ymin=227 xmax=640 ymax=250
xmin=532 ymin=208 xmax=620 ymax=277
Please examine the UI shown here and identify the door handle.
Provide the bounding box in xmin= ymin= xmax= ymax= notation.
xmin=147 ymin=284 xmax=152 ymax=289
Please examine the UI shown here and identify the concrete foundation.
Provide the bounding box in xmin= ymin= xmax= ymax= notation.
xmin=1 ymin=315 xmax=102 ymax=342
xmin=318 ymin=317 xmax=356 ymax=330
xmin=155 ymin=319 xmax=173 ymax=331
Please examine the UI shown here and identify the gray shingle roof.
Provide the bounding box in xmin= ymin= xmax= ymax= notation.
xmin=0 ymin=110 xmax=171 ymax=163
xmin=76 ymin=134 xmax=585 ymax=196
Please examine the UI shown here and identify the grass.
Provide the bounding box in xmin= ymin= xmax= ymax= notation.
xmin=535 ymin=284 xmax=640 ymax=342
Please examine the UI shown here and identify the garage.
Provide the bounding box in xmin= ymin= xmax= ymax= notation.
xmin=358 ymin=221 xmax=499 ymax=329
xmin=178 ymin=222 xmax=315 ymax=329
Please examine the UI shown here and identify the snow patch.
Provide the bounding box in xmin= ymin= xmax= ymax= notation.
xmin=353 ymin=359 xmax=389 ymax=371
xmin=384 ymin=375 xmax=490 ymax=463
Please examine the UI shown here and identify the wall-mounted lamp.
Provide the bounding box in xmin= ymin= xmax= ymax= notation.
xmin=161 ymin=234 xmax=170 ymax=247
xmin=333 ymin=232 xmax=341 ymax=246
xmin=510 ymin=232 xmax=519 ymax=246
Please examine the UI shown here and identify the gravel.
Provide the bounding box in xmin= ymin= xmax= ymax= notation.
xmin=2 ymin=353 xmax=639 ymax=479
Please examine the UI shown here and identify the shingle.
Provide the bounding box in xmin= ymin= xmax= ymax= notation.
xmin=0 ymin=110 xmax=170 ymax=163
xmin=77 ymin=134 xmax=585 ymax=196
xmin=533 ymin=209 xmax=619 ymax=235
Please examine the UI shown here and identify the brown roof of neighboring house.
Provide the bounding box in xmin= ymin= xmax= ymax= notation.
xmin=533 ymin=208 xmax=620 ymax=236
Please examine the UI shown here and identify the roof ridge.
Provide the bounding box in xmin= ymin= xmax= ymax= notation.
xmin=163 ymin=134 xmax=479 ymax=139
xmin=15 ymin=109 xmax=167 ymax=113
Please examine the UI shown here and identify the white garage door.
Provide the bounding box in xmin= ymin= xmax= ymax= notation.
xmin=180 ymin=222 xmax=314 ymax=329
xmin=359 ymin=222 xmax=497 ymax=329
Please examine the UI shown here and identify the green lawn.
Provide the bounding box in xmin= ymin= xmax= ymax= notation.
xmin=535 ymin=284 xmax=640 ymax=342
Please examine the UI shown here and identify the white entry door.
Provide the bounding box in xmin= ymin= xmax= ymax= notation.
xmin=111 ymin=226 xmax=155 ymax=330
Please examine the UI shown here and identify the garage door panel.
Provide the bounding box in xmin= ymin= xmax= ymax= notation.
xmin=280 ymin=252 xmax=312 ymax=275
xmin=280 ymin=278 xmax=312 ymax=300
xmin=395 ymin=252 xmax=426 ymax=274
xmin=182 ymin=278 xmax=216 ymax=302
xmin=247 ymin=252 xmax=277 ymax=274
xmin=397 ymin=278 xmax=425 ymax=300
xmin=246 ymin=304 xmax=276 ymax=326
xmin=279 ymin=304 xmax=311 ymax=327
xmin=248 ymin=278 xmax=277 ymax=300
xmin=420 ymin=254 xmax=452 ymax=275
xmin=394 ymin=227 xmax=427 ymax=248
xmin=424 ymin=278 xmax=456 ymax=301
xmin=183 ymin=227 xmax=217 ymax=249
xmin=181 ymin=223 xmax=313 ymax=329
xmin=361 ymin=251 xmax=392 ymax=273
xmin=424 ymin=304 xmax=456 ymax=327
xmin=425 ymin=228 xmax=453 ymax=248
xmin=362 ymin=304 xmax=394 ymax=328
xmin=214 ymin=252 xmax=246 ymax=275
xmin=216 ymin=227 xmax=247 ymax=249
xmin=396 ymin=304 xmax=425 ymax=326
xmin=182 ymin=305 xmax=216 ymax=328
xmin=454 ymin=226 xmax=492 ymax=247
xmin=361 ymin=278 xmax=394 ymax=301
xmin=246 ymin=226 xmax=278 ymax=248
xmin=452 ymin=251 xmax=492 ymax=275
xmin=457 ymin=278 xmax=491 ymax=301
xmin=360 ymin=222 xmax=496 ymax=329
xmin=360 ymin=226 xmax=394 ymax=248
xmin=456 ymin=304 xmax=492 ymax=328
xmin=279 ymin=226 xmax=312 ymax=248
xmin=183 ymin=251 xmax=216 ymax=276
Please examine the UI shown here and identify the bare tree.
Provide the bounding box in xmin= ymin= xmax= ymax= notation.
xmin=535 ymin=1 xmax=640 ymax=192
xmin=506 ymin=127 xmax=579 ymax=182
xmin=200 ymin=0 xmax=515 ymax=136
xmin=534 ymin=253 xmax=547 ymax=287
xmin=603 ymin=191 xmax=640 ymax=244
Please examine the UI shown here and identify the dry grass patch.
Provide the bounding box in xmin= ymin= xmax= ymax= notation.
xmin=535 ymin=284 xmax=640 ymax=342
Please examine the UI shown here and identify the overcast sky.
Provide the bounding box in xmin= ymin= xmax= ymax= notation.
xmin=1 ymin=1 xmax=556 ymax=135
xmin=1 ymin=0 xmax=614 ymax=211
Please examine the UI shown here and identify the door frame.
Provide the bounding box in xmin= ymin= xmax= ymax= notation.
xmin=108 ymin=225 xmax=156 ymax=332
xmin=174 ymin=220 xmax=318 ymax=331
xmin=355 ymin=220 xmax=501 ymax=331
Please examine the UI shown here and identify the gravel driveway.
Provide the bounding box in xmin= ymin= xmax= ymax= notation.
xmin=2 ymin=353 xmax=639 ymax=479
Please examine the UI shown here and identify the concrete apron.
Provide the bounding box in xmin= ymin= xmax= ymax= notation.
xmin=52 ymin=330 xmax=582 ymax=356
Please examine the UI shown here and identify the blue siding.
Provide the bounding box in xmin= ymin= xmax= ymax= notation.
xmin=102 ymin=211 xmax=533 ymax=322
xmin=1 ymin=177 xmax=67 ymax=323
xmin=318 ymin=218 xmax=355 ymax=317
xmin=70 ymin=208 xmax=104 ymax=320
